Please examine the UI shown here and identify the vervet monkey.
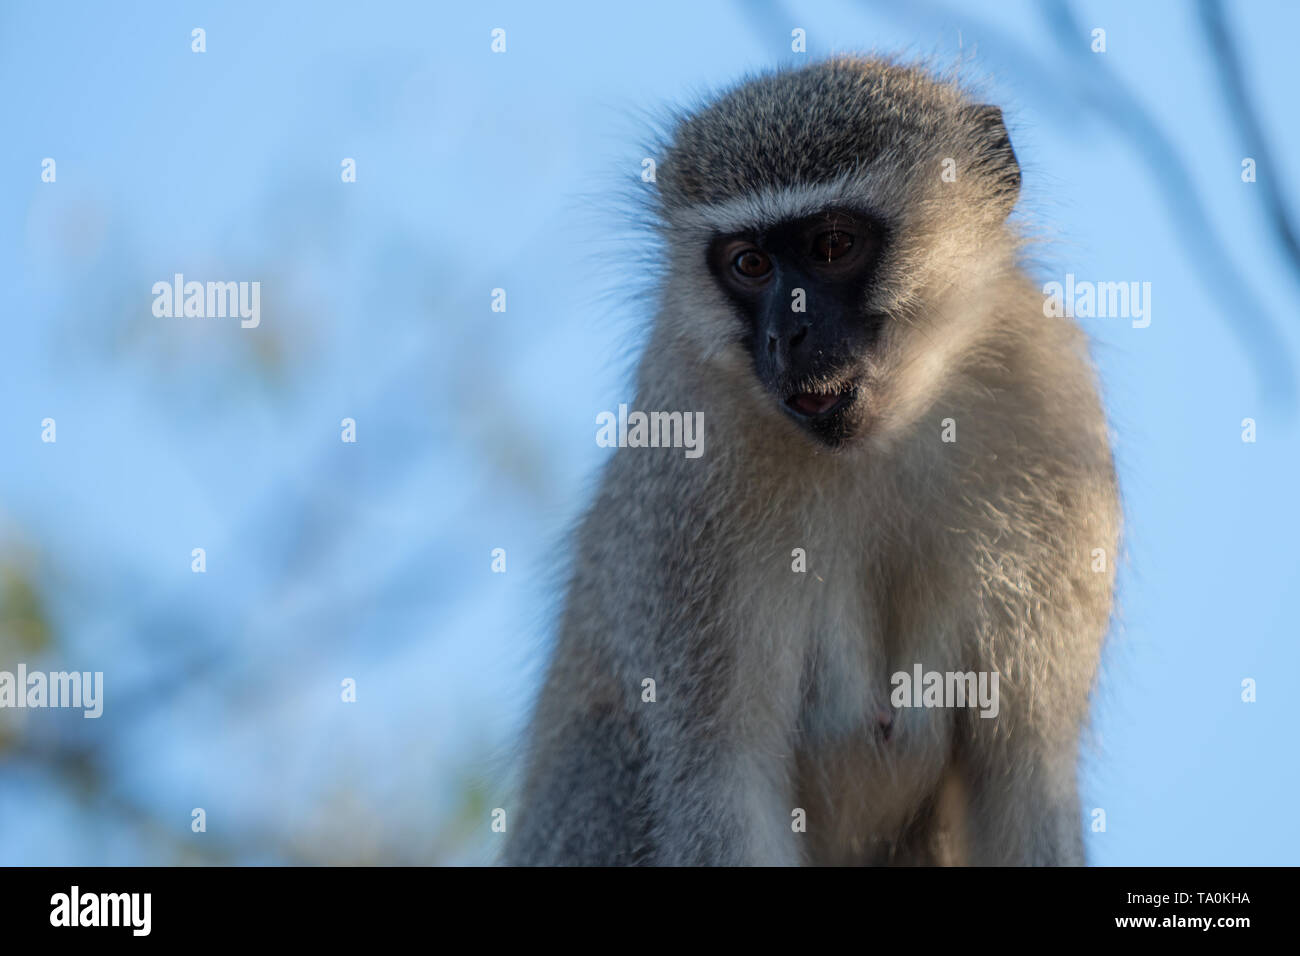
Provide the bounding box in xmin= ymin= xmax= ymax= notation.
xmin=506 ymin=57 xmax=1119 ymax=866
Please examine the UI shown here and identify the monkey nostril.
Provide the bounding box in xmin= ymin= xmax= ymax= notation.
xmin=767 ymin=332 xmax=778 ymax=353
xmin=789 ymin=324 xmax=809 ymax=350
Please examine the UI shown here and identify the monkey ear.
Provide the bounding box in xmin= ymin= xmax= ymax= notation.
xmin=966 ymin=104 xmax=1020 ymax=214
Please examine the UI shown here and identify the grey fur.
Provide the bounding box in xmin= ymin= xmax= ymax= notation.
xmin=505 ymin=56 xmax=1119 ymax=866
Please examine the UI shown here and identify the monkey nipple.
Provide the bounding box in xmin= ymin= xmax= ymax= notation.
xmin=876 ymin=707 xmax=895 ymax=741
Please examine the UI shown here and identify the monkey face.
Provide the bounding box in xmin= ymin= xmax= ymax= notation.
xmin=659 ymin=58 xmax=1025 ymax=452
xmin=706 ymin=207 xmax=889 ymax=446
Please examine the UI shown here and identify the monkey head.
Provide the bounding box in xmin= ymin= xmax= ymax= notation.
xmin=653 ymin=57 xmax=1022 ymax=450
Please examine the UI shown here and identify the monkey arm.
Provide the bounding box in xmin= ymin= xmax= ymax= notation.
xmin=950 ymin=457 xmax=1117 ymax=866
xmin=957 ymin=720 xmax=1089 ymax=865
xmin=505 ymin=447 xmax=803 ymax=866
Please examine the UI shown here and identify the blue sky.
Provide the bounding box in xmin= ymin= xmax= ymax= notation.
xmin=1 ymin=1 xmax=1297 ymax=864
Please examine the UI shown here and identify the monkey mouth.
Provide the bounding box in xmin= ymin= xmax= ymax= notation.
xmin=784 ymin=382 xmax=858 ymax=419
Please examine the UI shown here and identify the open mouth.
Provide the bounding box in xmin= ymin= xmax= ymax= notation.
xmin=784 ymin=382 xmax=858 ymax=419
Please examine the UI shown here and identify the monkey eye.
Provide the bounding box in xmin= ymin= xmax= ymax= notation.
xmin=732 ymin=247 xmax=773 ymax=280
xmin=813 ymin=230 xmax=854 ymax=262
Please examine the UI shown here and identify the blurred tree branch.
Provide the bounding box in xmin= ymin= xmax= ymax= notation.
xmin=1040 ymin=0 xmax=1295 ymax=407
xmin=1198 ymin=0 xmax=1300 ymax=291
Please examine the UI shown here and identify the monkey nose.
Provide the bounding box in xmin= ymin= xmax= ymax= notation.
xmin=767 ymin=324 xmax=811 ymax=366
xmin=768 ymin=321 xmax=809 ymax=345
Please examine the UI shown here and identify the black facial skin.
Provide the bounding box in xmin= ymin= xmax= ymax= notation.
xmin=707 ymin=207 xmax=888 ymax=446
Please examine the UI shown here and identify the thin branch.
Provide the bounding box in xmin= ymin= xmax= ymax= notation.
xmin=1198 ymin=0 xmax=1300 ymax=291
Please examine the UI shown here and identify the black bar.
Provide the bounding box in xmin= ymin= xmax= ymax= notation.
xmin=0 ymin=866 xmax=1276 ymax=941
